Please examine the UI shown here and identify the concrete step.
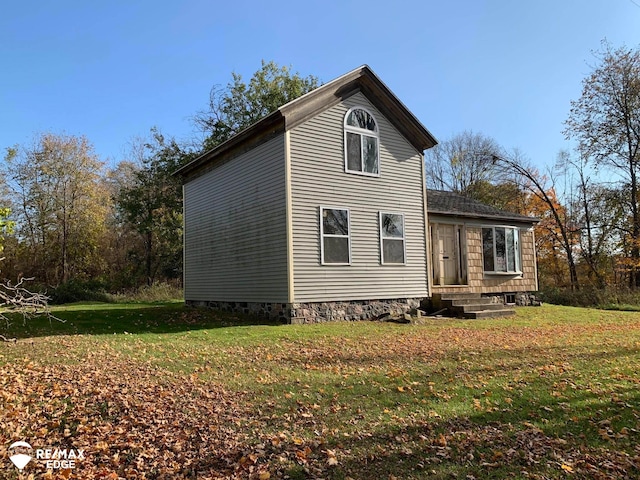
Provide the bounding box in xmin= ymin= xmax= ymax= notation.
xmin=447 ymin=297 xmax=497 ymax=306
xmin=463 ymin=308 xmax=516 ymax=319
xmin=454 ymin=303 xmax=510 ymax=313
xmin=431 ymin=293 xmax=482 ymax=309
xmin=433 ymin=292 xmax=482 ymax=301
xmin=430 ymin=293 xmax=515 ymax=319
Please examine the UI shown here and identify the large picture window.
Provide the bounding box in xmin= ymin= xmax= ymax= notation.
xmin=320 ymin=207 xmax=351 ymax=265
xmin=344 ymin=107 xmax=379 ymax=176
xmin=482 ymin=226 xmax=521 ymax=273
xmin=380 ymin=212 xmax=406 ymax=264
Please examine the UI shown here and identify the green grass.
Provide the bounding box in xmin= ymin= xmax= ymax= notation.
xmin=1 ymin=303 xmax=640 ymax=479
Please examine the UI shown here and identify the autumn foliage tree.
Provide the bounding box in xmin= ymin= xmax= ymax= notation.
xmin=0 ymin=192 xmax=56 ymax=336
xmin=523 ymin=186 xmax=575 ymax=288
xmin=494 ymin=152 xmax=581 ymax=290
xmin=565 ymin=41 xmax=640 ymax=287
xmin=3 ymin=133 xmax=108 ymax=285
xmin=0 ymin=61 xmax=322 ymax=299
xmin=115 ymin=130 xmax=194 ymax=286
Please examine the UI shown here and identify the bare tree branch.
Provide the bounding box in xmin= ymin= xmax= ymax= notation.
xmin=0 ymin=266 xmax=63 ymax=341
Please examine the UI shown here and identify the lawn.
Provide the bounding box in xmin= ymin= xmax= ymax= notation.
xmin=0 ymin=303 xmax=639 ymax=479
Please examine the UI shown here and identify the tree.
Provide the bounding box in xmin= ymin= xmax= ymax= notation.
xmin=495 ymin=152 xmax=581 ymax=290
xmin=194 ymin=60 xmax=320 ymax=151
xmin=0 ymin=208 xmax=12 ymax=255
xmin=560 ymin=151 xmax=623 ymax=288
xmin=3 ymin=133 xmax=108 ymax=285
xmin=115 ymin=130 xmax=194 ymax=286
xmin=564 ymin=41 xmax=640 ymax=286
xmin=100 ymin=160 xmax=141 ymax=288
xmin=424 ymin=131 xmax=505 ymax=195
xmin=0 ymin=182 xmax=57 ymax=340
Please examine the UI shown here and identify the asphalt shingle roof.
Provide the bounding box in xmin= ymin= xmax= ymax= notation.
xmin=426 ymin=189 xmax=538 ymax=223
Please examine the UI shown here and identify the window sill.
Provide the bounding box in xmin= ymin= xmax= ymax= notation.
xmin=345 ymin=169 xmax=380 ymax=178
xmin=483 ymin=271 xmax=523 ymax=277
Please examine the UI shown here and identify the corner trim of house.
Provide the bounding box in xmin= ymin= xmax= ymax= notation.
xmin=421 ymin=152 xmax=431 ymax=298
xmin=532 ymin=227 xmax=539 ymax=291
xmin=284 ymin=130 xmax=295 ymax=303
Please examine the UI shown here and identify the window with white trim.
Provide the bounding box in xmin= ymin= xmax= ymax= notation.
xmin=380 ymin=212 xmax=406 ymax=264
xmin=320 ymin=207 xmax=351 ymax=265
xmin=482 ymin=226 xmax=521 ymax=273
xmin=344 ymin=107 xmax=379 ymax=175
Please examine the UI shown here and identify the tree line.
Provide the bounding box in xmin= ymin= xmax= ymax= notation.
xmin=426 ymin=41 xmax=640 ymax=297
xmin=1 ymin=43 xmax=638 ymax=301
xmin=0 ymin=61 xmax=319 ymax=297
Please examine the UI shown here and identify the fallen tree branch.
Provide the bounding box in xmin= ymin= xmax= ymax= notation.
xmin=0 ymin=276 xmax=63 ymax=331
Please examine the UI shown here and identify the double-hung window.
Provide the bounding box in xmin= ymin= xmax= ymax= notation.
xmin=380 ymin=212 xmax=406 ymax=264
xmin=344 ymin=107 xmax=379 ymax=175
xmin=482 ymin=226 xmax=521 ymax=274
xmin=320 ymin=207 xmax=351 ymax=265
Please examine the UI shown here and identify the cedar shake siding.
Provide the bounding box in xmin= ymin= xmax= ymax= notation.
xmin=429 ymin=222 xmax=538 ymax=295
xmin=465 ymin=225 xmax=538 ymax=293
xmin=427 ymin=190 xmax=539 ymax=297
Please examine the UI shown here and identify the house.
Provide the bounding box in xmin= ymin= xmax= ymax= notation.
xmin=175 ymin=65 xmax=538 ymax=323
xmin=426 ymin=190 xmax=539 ymax=317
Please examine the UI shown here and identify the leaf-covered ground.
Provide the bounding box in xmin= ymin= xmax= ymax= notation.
xmin=1 ymin=304 xmax=639 ymax=479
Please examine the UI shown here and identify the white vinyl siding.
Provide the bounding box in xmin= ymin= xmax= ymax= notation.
xmin=289 ymin=92 xmax=428 ymax=302
xmin=183 ymin=135 xmax=288 ymax=302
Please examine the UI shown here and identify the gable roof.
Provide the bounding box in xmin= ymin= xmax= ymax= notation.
xmin=427 ymin=189 xmax=539 ymax=224
xmin=175 ymin=65 xmax=438 ymax=179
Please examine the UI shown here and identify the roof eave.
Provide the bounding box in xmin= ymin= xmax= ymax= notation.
xmin=174 ymin=64 xmax=438 ymax=179
xmin=173 ymin=110 xmax=285 ymax=178
xmin=281 ymin=65 xmax=437 ymax=152
xmin=428 ymin=210 xmax=540 ymax=224
xmin=356 ymin=66 xmax=438 ymax=152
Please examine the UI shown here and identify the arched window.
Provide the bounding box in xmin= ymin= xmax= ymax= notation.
xmin=344 ymin=107 xmax=379 ymax=175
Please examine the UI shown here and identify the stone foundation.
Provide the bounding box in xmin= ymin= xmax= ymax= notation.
xmin=186 ymin=300 xmax=290 ymax=323
xmin=515 ymin=293 xmax=542 ymax=306
xmin=290 ymin=298 xmax=422 ymax=324
xmin=480 ymin=292 xmax=542 ymax=306
xmin=186 ymin=298 xmax=423 ymax=324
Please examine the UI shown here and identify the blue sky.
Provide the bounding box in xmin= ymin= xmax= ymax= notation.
xmin=2 ymin=0 xmax=640 ymax=169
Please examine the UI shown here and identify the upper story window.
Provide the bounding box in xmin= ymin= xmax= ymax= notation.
xmin=482 ymin=226 xmax=521 ymax=274
xmin=344 ymin=107 xmax=379 ymax=176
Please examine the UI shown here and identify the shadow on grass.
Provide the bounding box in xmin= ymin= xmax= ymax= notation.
xmin=0 ymin=302 xmax=283 ymax=339
xmin=252 ymin=341 xmax=640 ymax=478
xmin=329 ymin=383 xmax=640 ymax=479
